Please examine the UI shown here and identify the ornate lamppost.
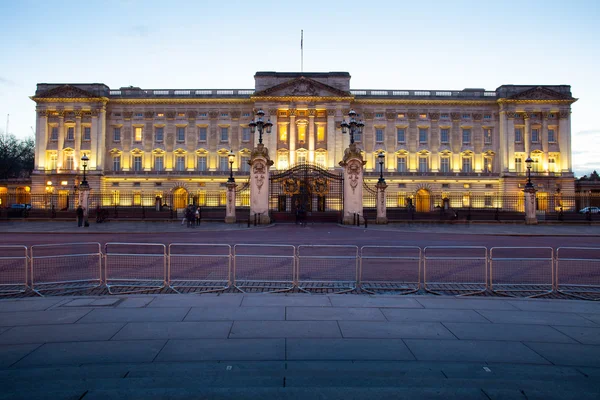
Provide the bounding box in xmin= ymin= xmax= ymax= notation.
xmin=225 ymin=150 xmax=237 ymax=224
xmin=227 ymin=150 xmax=235 ymax=183
xmin=80 ymin=154 xmax=89 ymax=189
xmin=340 ymin=110 xmax=364 ymax=144
xmin=525 ymin=156 xmax=534 ymax=189
xmin=375 ymin=152 xmax=388 ymax=224
xmin=79 ymin=154 xmax=90 ymax=227
xmin=377 ymin=152 xmax=386 ymax=185
xmin=523 ymin=155 xmax=537 ymax=225
xmin=249 ymin=109 xmax=272 ymax=144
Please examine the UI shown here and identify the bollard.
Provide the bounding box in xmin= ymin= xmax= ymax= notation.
xmin=364 ymin=217 xmax=368 ymax=228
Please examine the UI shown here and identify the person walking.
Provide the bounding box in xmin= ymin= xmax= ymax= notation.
xmin=195 ymin=207 xmax=200 ymax=226
xmin=76 ymin=205 xmax=84 ymax=227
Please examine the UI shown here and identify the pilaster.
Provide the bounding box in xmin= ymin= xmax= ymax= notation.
xmin=524 ymin=113 xmax=531 ymax=156
xmin=506 ymin=112 xmax=516 ymax=171
xmin=326 ymin=109 xmax=336 ymax=168
xmin=541 ymin=112 xmax=549 ymax=171
xmin=35 ymin=110 xmax=48 ymax=170
xmin=308 ymin=109 xmax=315 ymax=163
xmin=558 ymin=110 xmax=570 ymax=172
xmin=289 ymin=110 xmax=296 ymax=164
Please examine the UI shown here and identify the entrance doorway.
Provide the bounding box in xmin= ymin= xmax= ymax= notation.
xmin=173 ymin=187 xmax=188 ymax=210
xmin=416 ymin=189 xmax=431 ymax=213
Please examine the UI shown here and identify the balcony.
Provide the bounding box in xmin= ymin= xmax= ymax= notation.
xmin=363 ymin=171 xmax=500 ymax=178
xmin=107 ymin=170 xmax=250 ymax=177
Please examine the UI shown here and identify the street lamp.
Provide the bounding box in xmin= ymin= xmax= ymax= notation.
xmin=248 ymin=109 xmax=272 ymax=145
xmin=525 ymin=155 xmax=534 ymax=189
xmin=80 ymin=154 xmax=89 ymax=189
xmin=227 ymin=151 xmax=235 ymax=183
xmin=340 ymin=109 xmax=364 ymax=144
xmin=378 ymin=152 xmax=386 ymax=184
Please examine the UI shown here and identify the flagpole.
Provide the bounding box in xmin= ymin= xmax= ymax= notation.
xmin=301 ymin=30 xmax=303 ymax=72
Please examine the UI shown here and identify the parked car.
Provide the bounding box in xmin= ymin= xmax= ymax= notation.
xmin=10 ymin=204 xmax=32 ymax=210
xmin=579 ymin=206 xmax=600 ymax=214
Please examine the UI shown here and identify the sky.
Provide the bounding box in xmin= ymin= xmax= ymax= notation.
xmin=0 ymin=0 xmax=598 ymax=176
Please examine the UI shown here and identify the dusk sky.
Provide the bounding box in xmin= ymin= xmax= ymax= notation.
xmin=0 ymin=0 xmax=598 ymax=176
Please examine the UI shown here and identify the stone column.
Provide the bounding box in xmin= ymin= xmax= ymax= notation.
xmin=58 ymin=112 xmax=65 ymax=166
xmin=429 ymin=113 xmax=440 ymax=172
xmin=524 ymin=113 xmax=531 ymax=156
xmin=74 ymin=112 xmax=82 ymax=161
xmin=90 ymin=110 xmax=99 ymax=171
xmin=408 ymin=113 xmax=418 ymax=172
xmin=249 ymin=144 xmax=273 ymax=224
xmin=268 ymin=109 xmax=278 ymax=156
xmin=541 ymin=112 xmax=549 ymax=171
xmin=339 ymin=143 xmax=366 ymax=225
xmin=35 ymin=110 xmax=48 ymax=170
xmin=451 ymin=113 xmax=461 ymax=172
xmin=225 ymin=181 xmax=237 ymax=223
xmin=376 ymin=181 xmax=388 ymax=224
xmin=289 ymin=110 xmax=296 ymax=165
xmin=506 ymin=112 xmax=516 ymax=171
xmin=558 ymin=111 xmax=570 ymax=172
xmin=308 ymin=109 xmax=315 ymax=163
xmin=326 ymin=109 xmax=336 ymax=168
xmin=524 ymin=185 xmax=537 ymax=225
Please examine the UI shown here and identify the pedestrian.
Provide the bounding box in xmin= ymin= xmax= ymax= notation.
xmin=76 ymin=205 xmax=84 ymax=227
xmin=195 ymin=207 xmax=200 ymax=226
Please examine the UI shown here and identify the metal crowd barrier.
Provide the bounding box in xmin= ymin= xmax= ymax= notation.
xmin=360 ymin=246 xmax=421 ymax=294
xmin=0 ymin=245 xmax=28 ymax=295
xmin=105 ymin=243 xmax=167 ymax=294
xmin=424 ymin=246 xmax=488 ymax=295
xmin=297 ymin=245 xmax=359 ymax=293
xmin=30 ymin=243 xmax=102 ymax=296
xmin=490 ymin=247 xmax=554 ymax=297
xmin=168 ymin=243 xmax=231 ymax=293
xmin=233 ymin=244 xmax=295 ymax=293
xmin=556 ymin=247 xmax=600 ymax=299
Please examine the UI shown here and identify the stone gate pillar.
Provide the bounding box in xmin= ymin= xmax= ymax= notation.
xmin=249 ymin=144 xmax=273 ymax=224
xmin=376 ymin=181 xmax=388 ymax=224
xmin=339 ymin=143 xmax=366 ymax=225
xmin=524 ymin=186 xmax=537 ymax=225
xmin=225 ymin=182 xmax=237 ymax=224
xmin=78 ymin=186 xmax=90 ymax=227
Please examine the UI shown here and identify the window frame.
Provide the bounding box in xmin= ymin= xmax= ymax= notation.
xmin=462 ymin=129 xmax=471 ymax=145
xmin=419 ymin=128 xmax=428 ymax=144
xmin=396 ymin=128 xmax=405 ymax=143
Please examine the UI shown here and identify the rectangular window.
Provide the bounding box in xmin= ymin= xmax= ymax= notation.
xmin=418 ymin=157 xmax=428 ymax=172
xmin=113 ymin=127 xmax=121 ymax=142
xmin=242 ymin=127 xmax=251 ymax=142
xmin=515 ymin=157 xmax=523 ymax=173
xmin=197 ymin=155 xmax=207 ymax=171
xmin=220 ymin=127 xmax=229 ymax=142
xmin=484 ymin=128 xmax=492 ymax=145
xmin=484 ymin=157 xmax=493 ymax=173
xmin=531 ymin=128 xmax=540 ymax=143
xmin=397 ymin=156 xmax=407 ymax=172
xmin=440 ymin=157 xmax=450 ymax=173
xmin=419 ymin=113 xmax=427 ymax=119
xmin=376 ymin=128 xmax=384 ymax=142
xmin=532 ymin=158 xmax=541 ymax=172
xmin=198 ymin=127 xmax=207 ymax=141
xmin=155 ymin=127 xmax=164 ymax=142
xmin=419 ymin=128 xmax=427 ymax=144
xmin=241 ymin=156 xmax=250 ymax=172
xmin=154 ymin=156 xmax=164 ymax=171
xmin=279 ymin=125 xmax=287 ymax=142
xmin=440 ymin=129 xmax=449 ymax=144
xmin=176 ymin=156 xmax=185 ymax=171
xmin=278 ymin=154 xmax=288 ymax=170
xmin=317 ymin=125 xmax=325 ymax=142
xmin=83 ymin=127 xmax=91 ymax=141
xmin=51 ymin=126 xmax=58 ymax=140
xmin=515 ymin=128 xmax=522 ymax=143
xmin=316 ymin=153 xmax=326 ymax=167
xmin=462 ymin=157 xmax=472 ymax=173
xmin=397 ymin=128 xmax=405 ymax=143
xmin=49 ymin=153 xmax=58 ymax=170
xmin=134 ymin=127 xmax=143 ymax=142
xmin=297 ymin=152 xmax=307 ymax=164
xmin=112 ymin=155 xmax=120 ymax=171
xmin=133 ymin=156 xmax=142 ymax=172
xmin=219 ymin=156 xmax=229 ymax=171
xmin=462 ymin=129 xmax=471 ymax=144
xmin=65 ymin=154 xmax=74 ymax=170
xmin=298 ymin=125 xmax=306 ymax=142
xmin=67 ymin=127 xmax=74 ymax=141
xmin=548 ymin=129 xmax=556 ymax=143
xmin=177 ymin=127 xmax=185 ymax=142
xmin=549 ymin=157 xmax=556 ymax=172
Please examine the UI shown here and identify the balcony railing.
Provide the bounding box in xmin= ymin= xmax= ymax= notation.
xmin=107 ymin=170 xmax=251 ymax=176
xmin=363 ymin=171 xmax=500 ymax=177
xmin=350 ymin=89 xmax=497 ymax=99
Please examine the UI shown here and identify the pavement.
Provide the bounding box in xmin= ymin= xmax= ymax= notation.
xmin=0 ymin=293 xmax=599 ymax=399
xmin=1 ymin=219 xmax=599 ymax=235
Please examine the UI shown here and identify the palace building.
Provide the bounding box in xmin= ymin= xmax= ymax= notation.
xmin=29 ymin=71 xmax=576 ymax=213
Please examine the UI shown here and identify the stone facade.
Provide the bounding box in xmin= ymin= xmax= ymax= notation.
xmin=29 ymin=72 xmax=577 ymax=211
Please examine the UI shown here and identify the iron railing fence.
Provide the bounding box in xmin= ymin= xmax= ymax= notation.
xmin=3 ymin=244 xmax=600 ymax=299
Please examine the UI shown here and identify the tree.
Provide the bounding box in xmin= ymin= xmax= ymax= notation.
xmin=0 ymin=131 xmax=35 ymax=179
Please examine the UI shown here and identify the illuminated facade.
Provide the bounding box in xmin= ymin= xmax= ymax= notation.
xmin=30 ymin=72 xmax=577 ymax=210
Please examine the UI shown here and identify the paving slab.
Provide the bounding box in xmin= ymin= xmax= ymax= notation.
xmin=507 ymin=299 xmax=600 ymax=314
xmin=328 ymin=296 xmax=423 ymax=308
xmin=404 ymin=339 xmax=551 ymax=364
xmin=185 ymin=306 xmax=284 ymax=321
xmin=155 ymin=339 xmax=285 ymax=361
xmin=524 ymin=342 xmax=600 ymax=367
xmin=0 ymin=343 xmax=41 ymax=368
xmin=111 ymin=321 xmax=232 ymax=340
xmin=440 ymin=363 xmax=586 ymax=380
xmin=229 ymin=321 xmax=341 ymax=338
xmin=242 ymin=295 xmax=332 ymax=307
xmin=286 ymin=307 xmax=386 ymax=321
xmin=0 ymin=299 xmax=65 ymax=312
xmin=14 ymin=340 xmax=166 ymax=367
xmin=551 ymin=326 xmax=600 ymax=345
xmin=442 ymin=322 xmax=578 ymax=343
xmin=0 ymin=309 xmax=92 ymax=327
xmin=381 ymin=308 xmax=490 ymax=323
xmin=578 ymin=313 xmax=600 ymax=325
xmin=125 ymin=361 xmax=285 ymax=376
xmin=0 ymin=323 xmax=125 ymax=344
xmin=286 ymin=339 xmax=415 ymax=361
xmin=147 ymin=294 xmax=243 ymax=308
xmin=0 ymin=364 xmax=131 ymax=380
xmin=338 ymin=321 xmax=456 ymax=339
xmin=76 ymin=307 xmax=189 ymax=323
xmin=476 ymin=310 xmax=598 ymax=326
xmin=415 ymin=298 xmax=519 ymax=310
xmin=285 ymin=360 xmax=444 ymax=377
xmin=117 ymin=297 xmax=155 ymax=308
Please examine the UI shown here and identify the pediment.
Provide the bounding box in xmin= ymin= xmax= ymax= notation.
xmin=509 ymin=87 xmax=572 ymax=101
xmin=254 ymin=77 xmax=350 ymax=98
xmin=37 ymin=85 xmax=101 ymax=99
